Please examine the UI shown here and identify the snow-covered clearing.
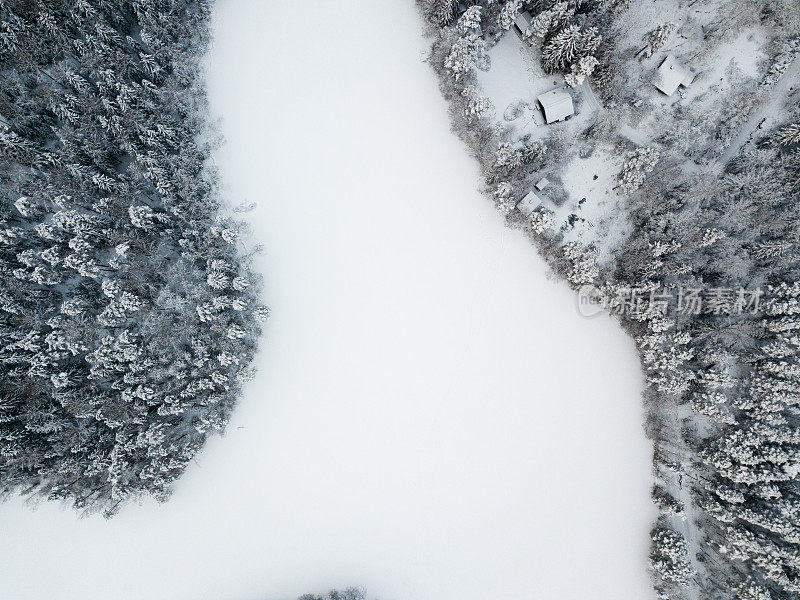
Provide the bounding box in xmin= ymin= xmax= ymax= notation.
xmin=0 ymin=3 xmax=655 ymax=600
xmin=479 ymin=34 xmax=559 ymax=135
xmin=558 ymin=147 xmax=630 ymax=263
xmin=478 ymin=34 xmax=596 ymax=138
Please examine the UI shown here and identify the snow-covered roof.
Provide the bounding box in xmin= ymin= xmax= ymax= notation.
xmin=537 ymin=88 xmax=574 ymax=124
xmin=516 ymin=189 xmax=543 ymax=217
xmin=535 ymin=177 xmax=550 ymax=191
xmin=514 ymin=11 xmax=533 ymax=33
xmin=653 ymin=55 xmax=690 ymax=96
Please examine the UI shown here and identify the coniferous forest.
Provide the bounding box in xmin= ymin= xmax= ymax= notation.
xmin=0 ymin=0 xmax=265 ymax=515
xmin=418 ymin=0 xmax=800 ymax=598
xmin=4 ymin=0 xmax=800 ymax=599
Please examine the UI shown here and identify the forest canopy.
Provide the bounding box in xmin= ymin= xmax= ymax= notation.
xmin=0 ymin=0 xmax=265 ymax=515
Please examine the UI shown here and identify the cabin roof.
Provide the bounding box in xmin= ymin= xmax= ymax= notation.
xmin=537 ymin=88 xmax=574 ymax=124
xmin=516 ymin=189 xmax=543 ymax=217
xmin=654 ymin=55 xmax=690 ymax=96
xmin=514 ymin=11 xmax=533 ymax=32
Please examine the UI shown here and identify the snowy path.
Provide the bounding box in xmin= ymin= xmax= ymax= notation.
xmin=718 ymin=54 xmax=800 ymax=165
xmin=0 ymin=3 xmax=656 ymax=600
xmin=582 ymin=80 xmax=603 ymax=114
xmin=619 ymin=124 xmax=650 ymax=147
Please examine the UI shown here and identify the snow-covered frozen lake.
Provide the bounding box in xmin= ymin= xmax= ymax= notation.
xmin=0 ymin=2 xmax=655 ymax=600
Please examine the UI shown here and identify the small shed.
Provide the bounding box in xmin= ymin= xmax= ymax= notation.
xmin=513 ymin=11 xmax=534 ymax=39
xmin=516 ymin=189 xmax=543 ymax=217
xmin=535 ymin=177 xmax=550 ymax=191
xmin=537 ymin=88 xmax=574 ymax=124
xmin=653 ymin=55 xmax=692 ymax=96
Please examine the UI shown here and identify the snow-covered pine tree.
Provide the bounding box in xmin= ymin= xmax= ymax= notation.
xmin=542 ymin=25 xmax=601 ymax=75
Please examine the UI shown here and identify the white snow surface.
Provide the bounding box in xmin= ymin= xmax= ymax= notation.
xmin=0 ymin=2 xmax=656 ymax=600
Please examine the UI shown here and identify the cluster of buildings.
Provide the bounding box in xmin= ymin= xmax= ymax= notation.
xmin=507 ymin=9 xmax=693 ymax=219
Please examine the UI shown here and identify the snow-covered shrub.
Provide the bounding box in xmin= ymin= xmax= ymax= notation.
xmin=563 ymin=242 xmax=599 ymax=285
xmin=493 ymin=181 xmax=515 ymax=214
xmin=299 ymin=588 xmax=365 ymax=600
xmin=649 ymin=526 xmax=694 ymax=584
xmin=466 ymin=95 xmax=494 ymax=122
xmin=774 ymin=122 xmax=800 ymax=146
xmin=641 ymin=24 xmax=676 ymax=59
xmin=494 ymin=142 xmax=523 ymax=173
xmin=565 ymin=55 xmax=599 ymax=87
xmin=497 ymin=0 xmax=522 ymax=31
xmin=456 ymin=5 xmax=482 ymax=34
xmin=503 ymin=101 xmax=525 ymax=122
xmin=699 ymin=228 xmax=725 ymax=247
xmin=521 ymin=139 xmax=547 ymax=166
xmin=617 ymin=147 xmax=659 ymax=195
xmin=128 ymin=204 xmax=156 ymax=229
xmin=529 ymin=207 xmax=555 ymax=233
xmin=13 ymin=196 xmax=42 ymax=218
xmin=445 ymin=33 xmax=487 ymax=81
xmin=652 ymin=485 xmax=686 ymax=518
xmin=422 ymin=0 xmax=455 ymax=27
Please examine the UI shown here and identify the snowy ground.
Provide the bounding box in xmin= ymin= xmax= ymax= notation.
xmin=558 ymin=146 xmax=630 ymax=264
xmin=478 ymin=34 xmax=560 ymax=137
xmin=0 ymin=3 xmax=656 ymax=600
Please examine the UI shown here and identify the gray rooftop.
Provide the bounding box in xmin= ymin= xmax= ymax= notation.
xmin=653 ymin=55 xmax=691 ymax=96
xmin=537 ymin=88 xmax=574 ymax=124
xmin=516 ymin=189 xmax=543 ymax=217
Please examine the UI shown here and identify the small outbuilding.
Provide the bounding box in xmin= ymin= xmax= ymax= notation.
xmin=513 ymin=11 xmax=534 ymax=39
xmin=653 ymin=55 xmax=693 ymax=96
xmin=516 ymin=189 xmax=543 ymax=217
xmin=537 ymin=88 xmax=574 ymax=124
xmin=535 ymin=177 xmax=550 ymax=191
